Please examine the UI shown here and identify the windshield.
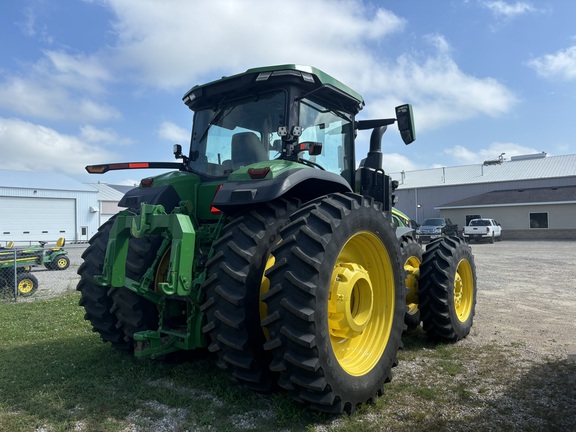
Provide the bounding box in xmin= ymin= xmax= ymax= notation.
xmin=298 ymin=98 xmax=354 ymax=177
xmin=188 ymin=91 xmax=286 ymax=177
xmin=423 ymin=218 xmax=446 ymax=226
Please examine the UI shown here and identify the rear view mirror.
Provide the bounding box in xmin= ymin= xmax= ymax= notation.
xmin=395 ymin=104 xmax=415 ymax=145
xmin=173 ymin=144 xmax=183 ymax=159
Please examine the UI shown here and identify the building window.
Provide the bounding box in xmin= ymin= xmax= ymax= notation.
xmin=529 ymin=212 xmax=548 ymax=229
xmin=466 ymin=214 xmax=482 ymax=225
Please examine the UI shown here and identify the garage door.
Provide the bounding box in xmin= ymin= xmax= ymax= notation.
xmin=0 ymin=197 xmax=76 ymax=244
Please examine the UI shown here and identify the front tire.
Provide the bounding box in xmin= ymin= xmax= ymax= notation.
xmin=418 ymin=236 xmax=477 ymax=342
xmin=263 ymin=193 xmax=405 ymax=413
xmin=401 ymin=236 xmax=422 ymax=330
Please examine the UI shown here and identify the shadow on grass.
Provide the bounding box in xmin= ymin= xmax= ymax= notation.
xmin=0 ymin=330 xmax=328 ymax=431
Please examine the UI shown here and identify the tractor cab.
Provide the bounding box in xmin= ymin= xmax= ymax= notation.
xmin=180 ymin=65 xmax=364 ymax=187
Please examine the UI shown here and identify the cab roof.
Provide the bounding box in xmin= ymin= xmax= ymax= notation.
xmin=182 ymin=64 xmax=365 ymax=114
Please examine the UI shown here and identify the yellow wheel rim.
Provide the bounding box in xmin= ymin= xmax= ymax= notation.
xmin=328 ymin=231 xmax=395 ymax=376
xmin=454 ymin=259 xmax=474 ymax=322
xmin=57 ymin=258 xmax=68 ymax=268
xmin=259 ymin=254 xmax=275 ymax=340
xmin=154 ymin=248 xmax=171 ymax=293
xmin=404 ymin=256 xmax=420 ymax=317
xmin=18 ymin=278 xmax=34 ymax=294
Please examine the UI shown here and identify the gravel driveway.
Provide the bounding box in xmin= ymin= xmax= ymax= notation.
xmin=462 ymin=239 xmax=576 ymax=361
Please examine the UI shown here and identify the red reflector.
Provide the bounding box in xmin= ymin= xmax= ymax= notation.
xmin=248 ymin=167 xmax=270 ymax=179
xmin=130 ymin=163 xmax=150 ymax=169
xmin=140 ymin=177 xmax=154 ymax=188
xmin=210 ymin=184 xmax=223 ymax=215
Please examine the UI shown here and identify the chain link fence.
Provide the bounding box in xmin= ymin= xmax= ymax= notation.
xmin=1 ymin=243 xmax=41 ymax=301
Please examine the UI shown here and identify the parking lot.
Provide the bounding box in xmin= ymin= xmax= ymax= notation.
xmin=462 ymin=239 xmax=576 ymax=361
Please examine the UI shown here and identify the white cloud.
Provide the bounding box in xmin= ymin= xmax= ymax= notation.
xmin=443 ymin=142 xmax=541 ymax=164
xmin=0 ymin=118 xmax=118 ymax=174
xmin=357 ymin=37 xmax=518 ymax=131
xmin=483 ymin=1 xmax=536 ymax=18
xmin=381 ymin=153 xmax=420 ymax=172
xmin=527 ymin=45 xmax=576 ymax=80
xmin=100 ymin=0 xmax=406 ymax=89
xmin=158 ymin=121 xmax=189 ymax=143
xmin=41 ymin=50 xmax=113 ymax=92
xmin=80 ymin=124 xmax=133 ymax=145
xmin=0 ymin=76 xmax=121 ymax=122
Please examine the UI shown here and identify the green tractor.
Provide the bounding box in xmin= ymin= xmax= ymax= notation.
xmin=78 ymin=65 xmax=476 ymax=413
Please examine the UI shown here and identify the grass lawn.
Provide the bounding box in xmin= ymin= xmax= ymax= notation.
xmin=0 ymin=293 xmax=573 ymax=431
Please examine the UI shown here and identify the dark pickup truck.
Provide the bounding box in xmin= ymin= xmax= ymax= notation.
xmin=415 ymin=218 xmax=459 ymax=243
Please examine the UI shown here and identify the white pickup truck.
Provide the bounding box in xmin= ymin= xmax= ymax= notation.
xmin=463 ymin=218 xmax=502 ymax=243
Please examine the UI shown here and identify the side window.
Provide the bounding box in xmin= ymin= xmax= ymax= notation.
xmin=529 ymin=212 xmax=548 ymax=229
xmin=299 ymin=99 xmax=353 ymax=177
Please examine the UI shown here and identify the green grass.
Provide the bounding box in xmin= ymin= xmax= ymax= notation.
xmin=0 ymin=294 xmax=574 ymax=431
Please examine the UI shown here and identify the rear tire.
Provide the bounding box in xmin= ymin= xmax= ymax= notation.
xmin=109 ymin=236 xmax=162 ymax=345
xmin=16 ymin=272 xmax=38 ymax=297
xmin=401 ymin=236 xmax=422 ymax=330
xmin=201 ymin=198 xmax=299 ymax=392
xmin=263 ymin=193 xmax=405 ymax=413
xmin=77 ymin=217 xmax=129 ymax=350
xmin=418 ymin=236 xmax=477 ymax=342
xmin=52 ymin=255 xmax=70 ymax=270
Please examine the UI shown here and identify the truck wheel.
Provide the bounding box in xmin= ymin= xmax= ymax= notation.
xmin=418 ymin=236 xmax=477 ymax=342
xmin=77 ymin=217 xmax=130 ymax=350
xmin=263 ymin=193 xmax=405 ymax=413
xmin=16 ymin=272 xmax=38 ymax=296
xmin=201 ymin=198 xmax=299 ymax=392
xmin=52 ymin=255 xmax=70 ymax=270
xmin=401 ymin=235 xmax=422 ymax=330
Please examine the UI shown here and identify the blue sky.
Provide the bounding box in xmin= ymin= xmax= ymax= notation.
xmin=1 ymin=0 xmax=575 ymax=185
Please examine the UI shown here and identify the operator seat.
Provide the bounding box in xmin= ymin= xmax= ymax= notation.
xmin=231 ymin=132 xmax=268 ymax=168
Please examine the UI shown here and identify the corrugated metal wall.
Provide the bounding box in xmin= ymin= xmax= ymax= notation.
xmin=0 ymin=185 xmax=99 ymax=244
xmin=394 ymin=176 xmax=576 ymax=225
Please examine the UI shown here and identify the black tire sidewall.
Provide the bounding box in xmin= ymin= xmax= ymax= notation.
xmin=447 ymin=241 xmax=476 ymax=338
xmin=401 ymin=236 xmax=423 ymax=329
xmin=301 ymin=195 xmax=404 ymax=399
xmin=420 ymin=237 xmax=477 ymax=341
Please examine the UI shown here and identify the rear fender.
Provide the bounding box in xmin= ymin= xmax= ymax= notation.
xmin=396 ymin=226 xmax=414 ymax=240
xmin=212 ymin=168 xmax=352 ymax=214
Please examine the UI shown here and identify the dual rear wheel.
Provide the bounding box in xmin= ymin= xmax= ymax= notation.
xmin=262 ymin=193 xmax=405 ymax=413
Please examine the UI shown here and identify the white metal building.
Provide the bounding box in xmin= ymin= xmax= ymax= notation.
xmin=86 ymin=183 xmax=127 ymax=226
xmin=390 ymin=153 xmax=576 ymax=239
xmin=0 ymin=170 xmax=99 ymax=245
